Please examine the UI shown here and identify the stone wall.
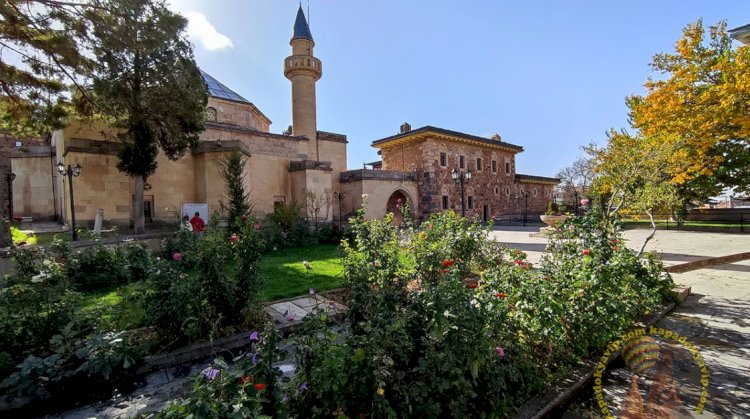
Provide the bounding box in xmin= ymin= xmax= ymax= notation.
xmin=1 ymin=133 xmax=49 ymax=219
xmin=207 ymin=97 xmax=270 ymax=132
xmin=379 ymin=136 xmax=556 ymax=220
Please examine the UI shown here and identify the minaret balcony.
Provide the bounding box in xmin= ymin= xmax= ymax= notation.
xmin=284 ymin=55 xmax=322 ymax=80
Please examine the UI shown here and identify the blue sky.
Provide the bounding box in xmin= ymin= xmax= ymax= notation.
xmin=168 ymin=1 xmax=750 ymax=177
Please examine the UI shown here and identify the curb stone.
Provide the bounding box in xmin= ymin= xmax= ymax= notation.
xmin=664 ymin=251 xmax=750 ymax=273
xmin=512 ymin=287 xmax=689 ymax=419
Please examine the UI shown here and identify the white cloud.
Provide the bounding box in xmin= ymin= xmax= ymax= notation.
xmin=182 ymin=10 xmax=233 ymax=51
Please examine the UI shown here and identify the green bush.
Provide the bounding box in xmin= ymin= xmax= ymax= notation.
xmin=66 ymin=244 xmax=130 ymax=291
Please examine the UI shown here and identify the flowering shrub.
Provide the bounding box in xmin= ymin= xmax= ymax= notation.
xmin=155 ymin=323 xmax=286 ymax=418
xmin=289 ymin=206 xmax=672 ymax=417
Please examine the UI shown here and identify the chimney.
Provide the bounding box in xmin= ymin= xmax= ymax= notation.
xmin=400 ymin=122 xmax=411 ymax=133
xmin=491 ymin=133 xmax=502 ymax=142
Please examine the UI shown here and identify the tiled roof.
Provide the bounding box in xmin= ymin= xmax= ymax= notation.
xmin=200 ymin=69 xmax=249 ymax=104
xmin=371 ymin=125 xmax=524 ymax=152
xmin=292 ymin=6 xmax=313 ymax=42
xmin=515 ymin=174 xmax=560 ymax=184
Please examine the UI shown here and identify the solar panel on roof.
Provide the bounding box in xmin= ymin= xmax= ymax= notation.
xmin=199 ymin=69 xmax=249 ymax=103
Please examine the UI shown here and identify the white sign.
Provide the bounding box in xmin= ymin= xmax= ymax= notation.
xmin=182 ymin=203 xmax=209 ymax=224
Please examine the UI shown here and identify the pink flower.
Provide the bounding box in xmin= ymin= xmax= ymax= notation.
xmin=254 ymin=223 xmax=260 ymax=230
xmin=230 ymin=234 xmax=238 ymax=243
xmin=495 ymin=347 xmax=505 ymax=357
xmin=172 ymin=252 xmax=183 ymax=261
xmin=240 ymin=215 xmax=248 ymax=223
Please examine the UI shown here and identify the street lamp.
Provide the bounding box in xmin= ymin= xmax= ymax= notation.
xmin=5 ymin=172 xmax=16 ymax=218
xmin=518 ymin=191 xmax=531 ymax=227
xmin=451 ymin=168 xmax=472 ymax=217
xmin=334 ymin=191 xmax=346 ymax=228
xmin=57 ymin=162 xmax=82 ymax=241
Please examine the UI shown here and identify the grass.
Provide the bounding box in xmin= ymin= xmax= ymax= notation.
xmin=260 ymin=243 xmax=344 ymax=301
xmin=622 ymin=219 xmax=747 ymax=229
xmin=78 ymin=243 xmax=346 ymax=327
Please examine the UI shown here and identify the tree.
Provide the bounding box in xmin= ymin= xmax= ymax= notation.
xmin=0 ymin=0 xmax=94 ymax=136
xmin=627 ymin=20 xmax=750 ymax=197
xmin=304 ymin=188 xmax=332 ymax=232
xmin=587 ymin=130 xmax=682 ymax=255
xmin=555 ymin=156 xmax=594 ymax=211
xmin=80 ymin=0 xmax=207 ymax=234
xmin=218 ymin=151 xmax=252 ymax=226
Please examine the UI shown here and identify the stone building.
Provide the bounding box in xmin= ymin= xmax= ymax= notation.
xmin=7 ymin=6 xmax=556 ymax=228
xmin=344 ymin=125 xmax=558 ymax=223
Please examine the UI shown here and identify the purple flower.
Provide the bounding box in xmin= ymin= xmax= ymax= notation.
xmin=252 ymin=352 xmax=259 ymax=366
xmin=248 ymin=331 xmax=259 ymax=341
xmin=202 ymin=367 xmax=220 ymax=380
xmin=299 ymin=381 xmax=308 ymax=392
xmin=495 ymin=346 xmax=505 ymax=357
xmin=284 ymin=310 xmax=295 ymax=322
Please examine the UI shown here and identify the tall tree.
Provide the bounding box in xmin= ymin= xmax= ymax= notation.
xmin=218 ymin=151 xmax=252 ymax=227
xmin=587 ymin=130 xmax=682 ymax=255
xmin=80 ymin=0 xmax=207 ymax=234
xmin=627 ymin=20 xmax=750 ymax=196
xmin=0 ymin=0 xmax=93 ymax=136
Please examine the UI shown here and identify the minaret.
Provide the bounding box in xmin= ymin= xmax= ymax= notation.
xmin=284 ymin=5 xmax=322 ymax=160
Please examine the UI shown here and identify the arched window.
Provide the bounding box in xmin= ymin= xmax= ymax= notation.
xmin=206 ymin=107 xmax=217 ymax=122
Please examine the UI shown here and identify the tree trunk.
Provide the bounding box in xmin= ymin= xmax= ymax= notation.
xmin=637 ymin=211 xmax=657 ymax=258
xmin=0 ymin=222 xmax=10 ymax=248
xmin=134 ymin=174 xmax=145 ymax=234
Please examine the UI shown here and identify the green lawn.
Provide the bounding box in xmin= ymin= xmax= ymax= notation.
xmin=79 ymin=243 xmax=346 ymax=327
xmin=260 ymin=243 xmax=344 ymax=301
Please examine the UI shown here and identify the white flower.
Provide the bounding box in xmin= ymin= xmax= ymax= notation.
xmin=31 ymin=274 xmax=45 ymax=283
xmin=42 ymin=259 xmax=52 ymax=267
xmin=362 ymin=194 xmax=369 ymax=200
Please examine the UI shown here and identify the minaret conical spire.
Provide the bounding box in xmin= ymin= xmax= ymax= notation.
xmin=292 ymin=5 xmax=313 ymax=43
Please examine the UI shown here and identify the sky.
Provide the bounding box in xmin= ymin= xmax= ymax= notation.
xmin=166 ymin=0 xmax=750 ymax=177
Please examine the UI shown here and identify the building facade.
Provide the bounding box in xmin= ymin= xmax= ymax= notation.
xmin=7 ymin=6 xmax=556 ymax=228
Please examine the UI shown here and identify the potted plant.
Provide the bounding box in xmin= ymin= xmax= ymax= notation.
xmin=540 ymin=201 xmax=568 ymax=227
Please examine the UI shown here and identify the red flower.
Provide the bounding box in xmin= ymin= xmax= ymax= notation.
xmin=582 ymin=249 xmax=590 ymax=256
xmin=240 ymin=215 xmax=248 ymax=223
xmin=172 ymin=252 xmax=183 ymax=261
xmin=441 ymin=259 xmax=454 ymax=267
xmin=495 ymin=292 xmax=506 ymax=299
xmin=254 ymin=383 xmax=267 ymax=391
xmin=439 ymin=269 xmax=449 ymax=274
xmin=230 ymin=234 xmax=238 ymax=243
xmin=514 ymin=259 xmax=523 ymax=265
xmin=612 ymin=239 xmax=619 ymax=244
xmin=239 ymin=375 xmax=254 ymax=385
xmin=466 ymin=282 xmax=478 ymax=289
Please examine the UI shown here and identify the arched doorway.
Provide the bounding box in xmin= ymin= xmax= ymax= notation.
xmin=386 ymin=190 xmax=411 ymax=226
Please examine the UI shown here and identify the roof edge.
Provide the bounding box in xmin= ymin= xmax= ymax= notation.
xmin=371 ymin=125 xmax=524 ymax=152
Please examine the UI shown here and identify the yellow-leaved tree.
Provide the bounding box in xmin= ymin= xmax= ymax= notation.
xmin=626 ymin=19 xmax=750 ymax=198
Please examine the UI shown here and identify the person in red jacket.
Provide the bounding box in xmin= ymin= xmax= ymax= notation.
xmin=189 ymin=211 xmax=205 ymax=233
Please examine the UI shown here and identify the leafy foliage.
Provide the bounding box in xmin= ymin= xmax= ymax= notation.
xmin=627 ymin=20 xmax=750 ymax=196
xmin=218 ymin=151 xmax=253 ymax=228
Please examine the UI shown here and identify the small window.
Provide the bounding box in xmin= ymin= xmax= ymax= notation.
xmin=534 ymin=188 xmax=538 ymax=197
xmin=206 ymin=107 xmax=217 ymax=122
xmin=505 ymin=161 xmax=511 ymax=174
xmin=467 ymin=196 xmax=474 ymax=210
xmin=459 ymin=155 xmax=465 ymax=169
xmin=492 ymin=160 xmax=497 ymax=173
xmin=494 ymin=187 xmax=499 ymax=195
xmin=476 ymin=157 xmax=482 ymax=171
xmin=442 ymin=195 xmax=449 ymax=210
xmin=439 ymin=152 xmax=447 ymax=167
xmin=505 ymin=187 xmax=510 ymax=196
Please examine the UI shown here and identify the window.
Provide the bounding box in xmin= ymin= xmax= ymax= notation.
xmin=442 ymin=195 xmax=449 ymax=210
xmin=476 ymin=157 xmax=482 ymax=171
xmin=505 ymin=161 xmax=511 ymax=175
xmin=505 ymin=187 xmax=510 ymax=196
xmin=439 ymin=152 xmax=447 ymax=167
xmin=492 ymin=160 xmax=497 ymax=173
xmin=459 ymin=155 xmax=465 ymax=169
xmin=494 ymin=186 xmax=499 ymax=195
xmin=467 ymin=196 xmax=474 ymax=210
xmin=206 ymin=107 xmax=217 ymax=122
xmin=534 ymin=188 xmax=538 ymax=197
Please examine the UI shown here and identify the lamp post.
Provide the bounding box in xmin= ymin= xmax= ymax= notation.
xmin=518 ymin=191 xmax=531 ymax=227
xmin=451 ymin=168 xmax=472 ymax=217
xmin=57 ymin=162 xmax=82 ymax=241
xmin=5 ymin=172 xmax=16 ymax=218
xmin=334 ymin=191 xmax=346 ymax=228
